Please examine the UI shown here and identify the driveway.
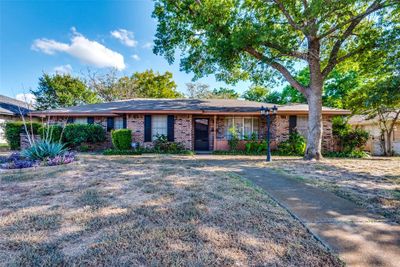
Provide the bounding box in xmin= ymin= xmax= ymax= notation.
xmin=194 ymin=155 xmax=400 ymax=267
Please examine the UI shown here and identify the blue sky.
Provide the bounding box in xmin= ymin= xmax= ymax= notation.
xmin=0 ymin=0 xmax=254 ymax=101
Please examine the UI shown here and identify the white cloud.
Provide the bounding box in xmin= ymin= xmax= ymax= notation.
xmin=131 ymin=54 xmax=140 ymax=61
xmin=142 ymin=42 xmax=153 ymax=49
xmin=32 ymin=30 xmax=126 ymax=70
xmin=53 ymin=64 xmax=73 ymax=74
xmin=110 ymin=29 xmax=137 ymax=47
xmin=16 ymin=93 xmax=36 ymax=105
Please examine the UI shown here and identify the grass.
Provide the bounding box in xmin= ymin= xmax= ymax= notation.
xmin=263 ymin=156 xmax=400 ymax=223
xmin=0 ymin=154 xmax=341 ymax=266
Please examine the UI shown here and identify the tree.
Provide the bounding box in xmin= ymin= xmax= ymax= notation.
xmin=86 ymin=69 xmax=123 ymax=102
xmin=153 ymin=0 xmax=398 ymax=160
xmin=87 ymin=69 xmax=183 ymax=101
xmin=32 ymin=73 xmax=99 ymax=110
xmin=132 ymin=70 xmax=182 ymax=98
xmin=186 ymin=82 xmax=212 ymax=98
xmin=350 ymin=75 xmax=400 ymax=156
xmin=212 ymin=87 xmax=239 ymax=99
xmin=243 ymin=85 xmax=270 ymax=102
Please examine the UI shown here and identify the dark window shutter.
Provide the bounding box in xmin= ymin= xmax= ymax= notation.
xmin=144 ymin=115 xmax=152 ymax=142
xmin=123 ymin=115 xmax=127 ymax=129
xmin=87 ymin=117 xmax=94 ymax=124
xmin=107 ymin=117 xmax=114 ymax=132
xmin=167 ymin=115 xmax=174 ymax=141
xmin=289 ymin=115 xmax=297 ymax=134
xmin=67 ymin=117 xmax=74 ymax=124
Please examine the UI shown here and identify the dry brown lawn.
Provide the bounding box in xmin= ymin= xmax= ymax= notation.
xmin=261 ymin=156 xmax=400 ymax=223
xmin=0 ymin=154 xmax=341 ymax=266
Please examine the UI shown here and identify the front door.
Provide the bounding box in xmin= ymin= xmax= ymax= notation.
xmin=194 ymin=119 xmax=209 ymax=151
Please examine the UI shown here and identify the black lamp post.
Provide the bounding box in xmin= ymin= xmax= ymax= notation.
xmin=260 ymin=105 xmax=278 ymax=162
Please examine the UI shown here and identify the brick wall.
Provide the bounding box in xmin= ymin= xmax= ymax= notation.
xmin=45 ymin=113 xmax=336 ymax=152
xmin=174 ymin=114 xmax=192 ymax=150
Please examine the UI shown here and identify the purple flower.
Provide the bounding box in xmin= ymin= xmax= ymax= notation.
xmin=46 ymin=152 xmax=76 ymax=166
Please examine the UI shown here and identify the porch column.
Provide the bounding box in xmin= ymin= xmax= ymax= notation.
xmin=213 ymin=115 xmax=217 ymax=150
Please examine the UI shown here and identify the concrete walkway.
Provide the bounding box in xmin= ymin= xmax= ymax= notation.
xmin=231 ymin=165 xmax=400 ymax=267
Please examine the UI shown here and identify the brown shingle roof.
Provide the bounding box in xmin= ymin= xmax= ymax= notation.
xmin=30 ymin=98 xmax=350 ymax=116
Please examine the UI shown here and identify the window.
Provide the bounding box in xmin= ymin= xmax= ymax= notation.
xmin=224 ymin=117 xmax=259 ymax=140
xmin=114 ymin=117 xmax=124 ymax=130
xmin=74 ymin=117 xmax=87 ymax=124
xmin=152 ymin=115 xmax=167 ymax=140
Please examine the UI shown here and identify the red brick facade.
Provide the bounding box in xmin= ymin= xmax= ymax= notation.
xmin=46 ymin=113 xmax=335 ymax=152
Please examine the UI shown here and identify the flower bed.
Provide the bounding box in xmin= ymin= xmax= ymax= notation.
xmin=0 ymin=152 xmax=76 ymax=169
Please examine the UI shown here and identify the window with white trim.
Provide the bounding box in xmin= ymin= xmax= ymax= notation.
xmin=224 ymin=117 xmax=259 ymax=140
xmin=74 ymin=117 xmax=87 ymax=124
xmin=114 ymin=117 xmax=124 ymax=129
xmin=152 ymin=115 xmax=168 ymax=141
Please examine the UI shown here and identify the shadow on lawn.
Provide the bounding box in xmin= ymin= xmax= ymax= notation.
xmin=0 ymin=155 xmax=341 ymax=266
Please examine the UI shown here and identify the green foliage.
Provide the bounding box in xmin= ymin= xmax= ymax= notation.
xmin=212 ymin=150 xmax=264 ymax=156
xmin=332 ymin=116 xmax=369 ymax=154
xmin=152 ymin=134 xmax=186 ymax=153
xmin=2 ymin=121 xmax=42 ymax=150
xmin=244 ymin=68 xmax=360 ymax=108
xmin=88 ymin=69 xmax=183 ymax=101
xmin=111 ymin=129 xmax=132 ymax=150
xmin=103 ymin=149 xmax=141 ymax=155
xmin=276 ymin=131 xmax=306 ymax=156
xmin=86 ymin=124 xmax=106 ymax=143
xmin=211 ymin=87 xmax=239 ymax=99
xmin=32 ymin=73 xmax=99 ymax=110
xmin=324 ymin=150 xmax=369 ymax=158
xmin=244 ymin=132 xmax=266 ymax=153
xmin=21 ymin=140 xmax=66 ymax=160
xmin=39 ymin=125 xmax=63 ymax=143
xmin=227 ymin=127 xmax=240 ymax=151
xmin=242 ymin=86 xmax=269 ymax=102
xmin=63 ymin=124 xmax=106 ymax=147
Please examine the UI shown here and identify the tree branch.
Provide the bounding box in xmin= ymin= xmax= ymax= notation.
xmin=263 ymin=41 xmax=308 ymax=60
xmin=320 ymin=1 xmax=387 ymax=78
xmin=244 ymin=47 xmax=307 ymax=95
xmin=269 ymin=0 xmax=303 ymax=32
xmin=318 ymin=0 xmax=386 ymax=39
xmin=322 ymin=46 xmax=368 ymax=77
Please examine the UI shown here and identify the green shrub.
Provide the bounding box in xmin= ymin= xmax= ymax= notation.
xmin=63 ymin=124 xmax=106 ymax=147
xmin=332 ymin=116 xmax=369 ymax=153
xmin=228 ymin=127 xmax=240 ymax=151
xmin=63 ymin=124 xmax=89 ymax=146
xmin=78 ymin=144 xmax=90 ymax=152
xmin=21 ymin=140 xmax=66 ymax=160
xmin=86 ymin=124 xmax=106 ymax=143
xmin=324 ymin=150 xmax=369 ymax=158
xmin=103 ymin=149 xmax=141 ymax=155
xmin=111 ymin=129 xmax=132 ymax=150
xmin=39 ymin=125 xmax=63 ymax=143
xmin=3 ymin=121 xmax=42 ymax=150
xmin=244 ymin=132 xmax=266 ymax=153
xmin=212 ymin=150 xmax=264 ymax=155
xmin=152 ymin=134 xmax=186 ymax=153
xmin=276 ymin=131 xmax=306 ymax=156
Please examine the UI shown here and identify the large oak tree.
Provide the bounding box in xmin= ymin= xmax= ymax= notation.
xmin=152 ymin=0 xmax=398 ymax=160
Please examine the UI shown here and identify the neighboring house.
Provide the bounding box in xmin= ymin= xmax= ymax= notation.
xmin=30 ymin=98 xmax=350 ymax=151
xmin=349 ymin=113 xmax=400 ymax=155
xmin=0 ymin=95 xmax=31 ymax=143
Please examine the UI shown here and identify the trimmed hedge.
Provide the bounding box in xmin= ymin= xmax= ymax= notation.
xmin=39 ymin=125 xmax=63 ymax=143
xmin=63 ymin=124 xmax=106 ymax=147
xmin=2 ymin=121 xmax=42 ymax=150
xmin=111 ymin=129 xmax=132 ymax=150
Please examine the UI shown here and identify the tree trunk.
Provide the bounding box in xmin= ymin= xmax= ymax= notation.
xmin=304 ymin=88 xmax=323 ymax=160
xmin=386 ymin=131 xmax=393 ymax=156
